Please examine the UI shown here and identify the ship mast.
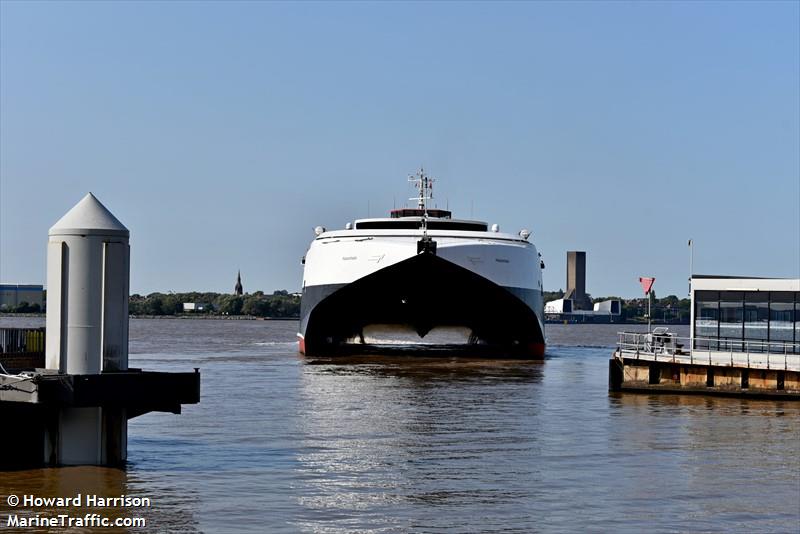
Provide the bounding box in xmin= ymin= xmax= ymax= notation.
xmin=409 ymin=167 xmax=434 ymax=211
xmin=409 ymin=167 xmax=434 ymax=235
xmin=408 ymin=167 xmax=438 ymax=255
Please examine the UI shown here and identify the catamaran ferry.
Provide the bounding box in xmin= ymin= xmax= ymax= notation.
xmin=298 ymin=169 xmax=546 ymax=357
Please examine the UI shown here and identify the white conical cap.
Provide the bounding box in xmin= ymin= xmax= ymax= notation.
xmin=49 ymin=193 xmax=129 ymax=237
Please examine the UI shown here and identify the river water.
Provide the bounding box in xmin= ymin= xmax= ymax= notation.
xmin=1 ymin=318 xmax=798 ymax=533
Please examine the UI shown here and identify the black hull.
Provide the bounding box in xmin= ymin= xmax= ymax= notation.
xmin=299 ymin=253 xmax=545 ymax=358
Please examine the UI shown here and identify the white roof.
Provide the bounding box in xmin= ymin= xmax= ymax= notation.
xmin=691 ymin=276 xmax=799 ymax=292
xmin=49 ymin=193 xmax=129 ymax=237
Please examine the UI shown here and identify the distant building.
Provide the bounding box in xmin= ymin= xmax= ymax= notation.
xmin=234 ymin=271 xmax=243 ymax=296
xmin=564 ymin=251 xmax=592 ymax=310
xmin=0 ymin=284 xmax=44 ymax=311
xmin=544 ymin=296 xmax=621 ymax=323
xmin=593 ymin=299 xmax=622 ymax=315
xmin=183 ymin=302 xmax=209 ymax=312
xmin=545 ymin=298 xmax=573 ymax=314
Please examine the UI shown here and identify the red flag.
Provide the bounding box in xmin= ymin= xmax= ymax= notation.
xmin=639 ymin=277 xmax=655 ymax=295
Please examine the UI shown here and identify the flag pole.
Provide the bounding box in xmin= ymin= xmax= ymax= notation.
xmin=639 ymin=277 xmax=655 ymax=334
xmin=688 ymin=239 xmax=693 ymax=297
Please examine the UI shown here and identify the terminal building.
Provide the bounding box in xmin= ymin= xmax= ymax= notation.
xmin=183 ymin=302 xmax=209 ymax=312
xmin=612 ymin=275 xmax=799 ymax=396
xmin=691 ymin=275 xmax=799 ymax=353
xmin=0 ymin=284 xmax=44 ymax=311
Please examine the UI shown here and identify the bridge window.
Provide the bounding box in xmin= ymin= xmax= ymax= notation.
xmin=355 ymin=220 xmax=488 ymax=231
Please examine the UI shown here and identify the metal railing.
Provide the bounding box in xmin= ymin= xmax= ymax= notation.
xmin=616 ymin=330 xmax=800 ymax=371
xmin=0 ymin=327 xmax=45 ymax=356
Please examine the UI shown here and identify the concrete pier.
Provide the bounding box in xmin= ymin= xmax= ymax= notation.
xmin=612 ymin=276 xmax=800 ymax=399
xmin=609 ymin=328 xmax=800 ymax=399
xmin=0 ymin=369 xmax=200 ymax=467
xmin=609 ymin=357 xmax=800 ymax=398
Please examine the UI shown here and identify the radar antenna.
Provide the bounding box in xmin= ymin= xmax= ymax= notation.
xmin=408 ymin=167 xmax=434 ymax=212
xmin=408 ymin=167 xmax=436 ymax=249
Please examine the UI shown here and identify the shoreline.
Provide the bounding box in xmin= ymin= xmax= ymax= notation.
xmin=0 ymin=312 xmax=686 ymax=325
xmin=0 ymin=313 xmax=299 ymax=321
xmin=129 ymin=315 xmax=300 ymax=321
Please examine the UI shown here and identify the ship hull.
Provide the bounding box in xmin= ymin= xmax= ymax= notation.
xmin=299 ymin=252 xmax=545 ymax=358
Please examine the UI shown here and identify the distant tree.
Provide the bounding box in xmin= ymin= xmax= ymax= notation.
xmin=12 ymin=301 xmax=35 ymax=313
xmin=269 ymin=294 xmax=300 ymax=317
xmin=146 ymin=295 xmax=164 ymax=315
xmin=242 ymin=296 xmax=269 ymax=316
xmin=660 ymin=295 xmax=680 ymax=307
xmin=128 ymin=294 xmax=145 ymax=315
xmin=125 ymin=289 xmax=300 ymax=317
xmin=162 ymin=294 xmax=182 ymax=315
xmin=218 ymin=295 xmax=244 ymax=315
xmin=542 ymin=289 xmax=565 ymax=303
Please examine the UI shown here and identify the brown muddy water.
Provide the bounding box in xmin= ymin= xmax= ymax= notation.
xmin=1 ymin=318 xmax=798 ymax=533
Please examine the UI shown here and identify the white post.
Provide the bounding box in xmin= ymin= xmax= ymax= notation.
xmin=45 ymin=193 xmax=130 ymax=465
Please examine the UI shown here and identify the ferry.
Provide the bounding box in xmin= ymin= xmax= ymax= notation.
xmin=298 ymin=169 xmax=546 ymax=358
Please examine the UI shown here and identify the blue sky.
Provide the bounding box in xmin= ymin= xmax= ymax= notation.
xmin=1 ymin=1 xmax=798 ymax=298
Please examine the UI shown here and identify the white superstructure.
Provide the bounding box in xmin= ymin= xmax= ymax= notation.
xmin=303 ymin=228 xmax=541 ymax=290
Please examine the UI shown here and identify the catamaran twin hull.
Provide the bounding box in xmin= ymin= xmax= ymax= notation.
xmin=298 ymin=236 xmax=546 ymax=358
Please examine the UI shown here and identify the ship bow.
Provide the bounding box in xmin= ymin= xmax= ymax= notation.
xmin=301 ymin=252 xmax=545 ymax=358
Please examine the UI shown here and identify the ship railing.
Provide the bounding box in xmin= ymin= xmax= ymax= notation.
xmin=0 ymin=327 xmax=46 ymax=372
xmin=616 ymin=331 xmax=800 ymax=372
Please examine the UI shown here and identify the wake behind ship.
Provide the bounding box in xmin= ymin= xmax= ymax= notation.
xmin=298 ymin=170 xmax=546 ymax=358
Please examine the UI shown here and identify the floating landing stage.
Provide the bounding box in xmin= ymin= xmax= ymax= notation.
xmin=0 ymin=361 xmax=200 ymax=467
xmin=609 ymin=331 xmax=799 ymax=399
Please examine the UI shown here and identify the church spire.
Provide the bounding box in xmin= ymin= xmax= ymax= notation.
xmin=234 ymin=270 xmax=243 ymax=296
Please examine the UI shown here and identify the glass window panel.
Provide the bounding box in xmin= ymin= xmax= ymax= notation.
xmin=744 ymin=292 xmax=769 ymax=350
xmin=694 ymin=291 xmax=718 ymax=350
xmin=719 ymin=291 xmax=743 ymax=342
xmin=795 ymin=293 xmax=799 ymax=354
xmin=771 ymin=292 xmax=794 ymax=303
xmin=770 ymin=292 xmax=794 ymax=352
